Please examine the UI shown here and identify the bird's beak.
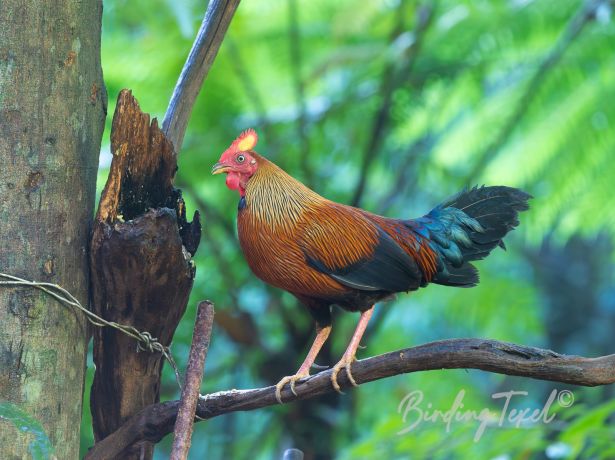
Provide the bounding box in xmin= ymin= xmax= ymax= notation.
xmin=211 ymin=162 xmax=231 ymax=175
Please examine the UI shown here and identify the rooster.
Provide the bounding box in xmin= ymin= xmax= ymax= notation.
xmin=212 ymin=129 xmax=530 ymax=403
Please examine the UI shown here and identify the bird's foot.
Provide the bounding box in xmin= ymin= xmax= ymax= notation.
xmin=275 ymin=370 xmax=310 ymax=404
xmin=330 ymin=353 xmax=358 ymax=394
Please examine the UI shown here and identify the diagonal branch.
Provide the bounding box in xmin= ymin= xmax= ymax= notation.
xmin=85 ymin=338 xmax=615 ymax=459
xmin=225 ymin=38 xmax=278 ymax=152
xmin=465 ymin=0 xmax=609 ymax=183
xmin=287 ymin=0 xmax=313 ymax=186
xmin=162 ymin=0 xmax=241 ymax=153
xmin=351 ymin=2 xmax=434 ymax=207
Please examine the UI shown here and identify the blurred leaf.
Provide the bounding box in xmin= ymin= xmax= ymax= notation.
xmin=0 ymin=402 xmax=56 ymax=460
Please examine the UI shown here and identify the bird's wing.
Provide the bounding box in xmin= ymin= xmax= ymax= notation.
xmin=297 ymin=204 xmax=421 ymax=292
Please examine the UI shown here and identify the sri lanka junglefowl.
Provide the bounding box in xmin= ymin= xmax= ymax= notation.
xmin=212 ymin=129 xmax=531 ymax=403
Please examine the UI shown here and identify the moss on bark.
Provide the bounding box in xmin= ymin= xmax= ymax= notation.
xmin=0 ymin=1 xmax=106 ymax=458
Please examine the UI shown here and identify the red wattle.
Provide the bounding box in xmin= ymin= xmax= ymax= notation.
xmin=225 ymin=173 xmax=246 ymax=196
xmin=226 ymin=173 xmax=241 ymax=191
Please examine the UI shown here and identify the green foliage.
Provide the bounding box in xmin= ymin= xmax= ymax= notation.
xmin=86 ymin=0 xmax=615 ymax=458
xmin=0 ymin=402 xmax=56 ymax=460
xmin=558 ymin=398 xmax=615 ymax=458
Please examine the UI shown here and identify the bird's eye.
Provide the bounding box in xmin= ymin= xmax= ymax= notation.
xmin=237 ymin=154 xmax=245 ymax=163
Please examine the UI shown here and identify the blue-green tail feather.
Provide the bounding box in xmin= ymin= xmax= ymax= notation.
xmin=407 ymin=186 xmax=531 ymax=287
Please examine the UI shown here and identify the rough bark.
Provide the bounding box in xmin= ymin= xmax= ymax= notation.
xmin=84 ymin=338 xmax=615 ymax=458
xmin=0 ymin=1 xmax=106 ymax=458
xmin=89 ymin=90 xmax=201 ymax=459
xmin=170 ymin=301 xmax=214 ymax=460
xmin=87 ymin=0 xmax=237 ymax=455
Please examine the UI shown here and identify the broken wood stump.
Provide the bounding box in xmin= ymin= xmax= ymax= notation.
xmin=89 ymin=89 xmax=201 ymax=459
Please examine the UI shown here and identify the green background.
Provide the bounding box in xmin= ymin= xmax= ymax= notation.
xmin=83 ymin=0 xmax=615 ymax=458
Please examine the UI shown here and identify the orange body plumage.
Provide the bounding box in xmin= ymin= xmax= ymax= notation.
xmin=213 ymin=129 xmax=531 ymax=399
xmin=237 ymin=154 xmax=440 ymax=323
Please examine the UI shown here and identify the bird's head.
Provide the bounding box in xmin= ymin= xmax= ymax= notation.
xmin=212 ymin=129 xmax=259 ymax=196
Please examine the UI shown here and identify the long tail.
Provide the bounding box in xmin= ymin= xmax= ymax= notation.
xmin=409 ymin=185 xmax=532 ymax=287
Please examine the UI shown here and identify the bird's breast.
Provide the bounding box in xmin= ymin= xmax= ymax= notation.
xmin=237 ymin=202 xmax=345 ymax=298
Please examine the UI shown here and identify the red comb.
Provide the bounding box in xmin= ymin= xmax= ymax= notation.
xmin=232 ymin=128 xmax=258 ymax=152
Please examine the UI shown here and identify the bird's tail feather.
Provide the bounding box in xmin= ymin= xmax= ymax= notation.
xmin=409 ymin=186 xmax=531 ymax=287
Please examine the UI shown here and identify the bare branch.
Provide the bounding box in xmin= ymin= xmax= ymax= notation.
xmin=85 ymin=338 xmax=615 ymax=458
xmin=351 ymin=3 xmax=434 ymax=207
xmin=377 ymin=106 xmax=471 ymax=213
xmin=287 ymin=0 xmax=313 ymax=186
xmin=163 ymin=0 xmax=241 ymax=152
xmin=226 ymin=38 xmax=277 ymax=149
xmin=170 ymin=301 xmax=215 ymax=460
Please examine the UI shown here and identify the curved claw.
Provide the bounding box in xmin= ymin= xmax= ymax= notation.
xmin=275 ymin=373 xmax=309 ymax=404
xmin=290 ymin=378 xmax=300 ymax=397
xmin=330 ymin=363 xmax=345 ymax=394
xmin=346 ymin=363 xmax=358 ymax=387
xmin=330 ymin=355 xmax=357 ymax=394
xmin=275 ymin=376 xmax=291 ymax=404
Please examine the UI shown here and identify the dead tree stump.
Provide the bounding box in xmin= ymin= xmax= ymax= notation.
xmin=89 ymin=90 xmax=201 ymax=459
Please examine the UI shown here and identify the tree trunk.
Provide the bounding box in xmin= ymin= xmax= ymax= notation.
xmin=0 ymin=1 xmax=105 ymax=458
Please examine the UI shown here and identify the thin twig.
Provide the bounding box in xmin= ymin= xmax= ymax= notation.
xmin=85 ymin=338 xmax=615 ymax=458
xmin=465 ymin=0 xmax=607 ymax=183
xmin=288 ymin=0 xmax=313 ymax=186
xmin=170 ymin=301 xmax=215 ymax=460
xmin=226 ymin=39 xmax=270 ymax=127
xmin=226 ymin=39 xmax=279 ymax=156
xmin=376 ymin=135 xmax=432 ymax=213
xmin=162 ymin=0 xmax=241 ymax=152
xmin=377 ymin=106 xmax=470 ymax=213
xmin=351 ymin=2 xmax=434 ymax=207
